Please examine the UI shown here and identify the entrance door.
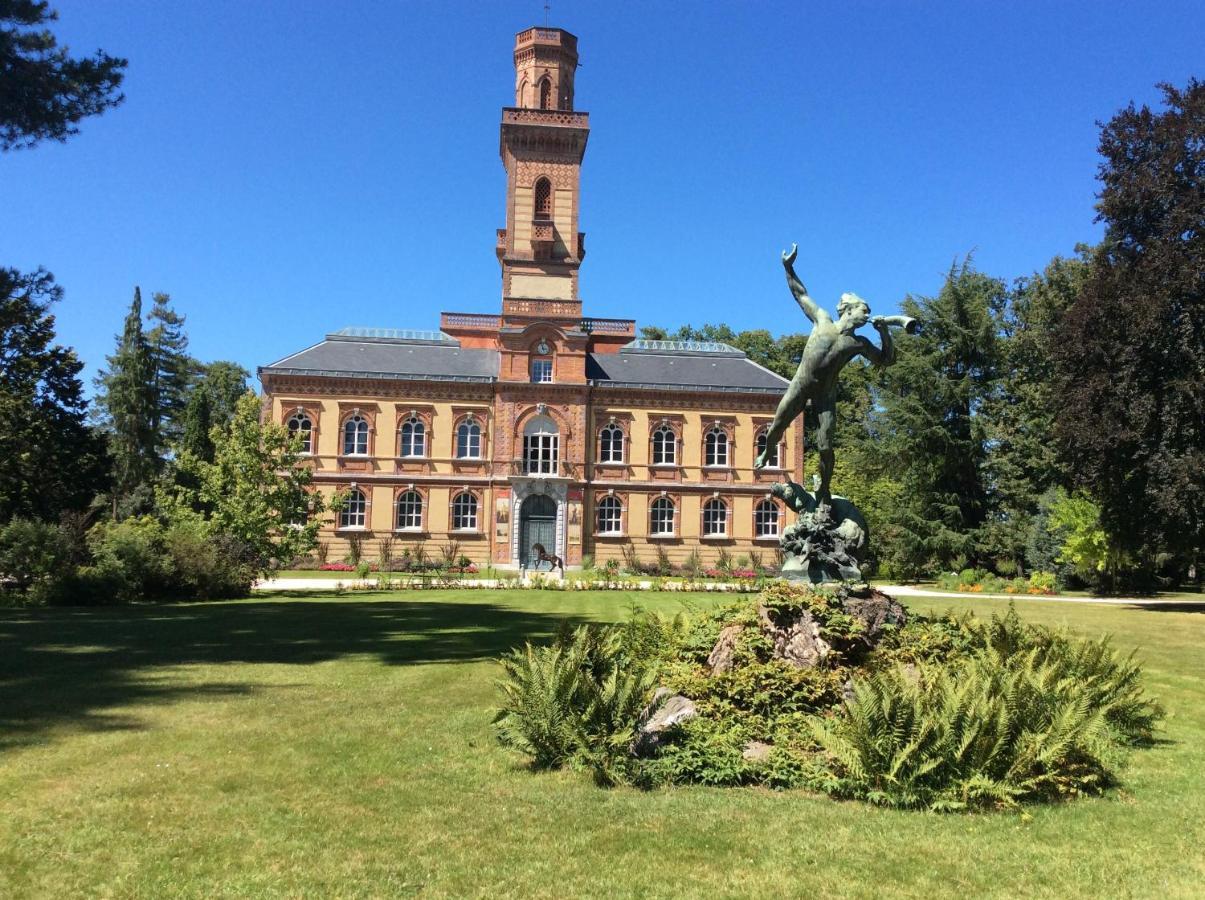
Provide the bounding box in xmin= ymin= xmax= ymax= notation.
xmin=520 ymin=494 xmax=557 ymax=568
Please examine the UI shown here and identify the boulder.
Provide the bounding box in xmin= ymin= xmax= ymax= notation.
xmin=707 ymin=624 xmax=744 ymax=674
xmin=742 ymin=740 xmax=773 ymax=762
xmin=757 ymin=604 xmax=832 ymax=668
xmin=631 ymin=689 xmax=696 ymax=757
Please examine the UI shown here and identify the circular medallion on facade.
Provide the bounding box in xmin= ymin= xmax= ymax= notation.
xmin=536 ymin=339 xmax=550 ymax=355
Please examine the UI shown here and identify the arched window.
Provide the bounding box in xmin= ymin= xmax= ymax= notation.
xmin=539 ymin=78 xmax=552 ymax=110
xmin=287 ymin=412 xmax=312 ymax=454
xmin=596 ymin=496 xmax=622 ymax=534
xmin=755 ymin=498 xmax=781 ymax=537
xmin=396 ymin=490 xmax=423 ymax=530
xmin=702 ymin=498 xmax=728 ymax=537
xmin=456 ymin=418 xmax=482 ymax=459
xmin=705 ymin=425 xmax=729 ymax=467
xmin=534 ymin=177 xmax=552 ymax=219
xmin=451 ymin=492 xmax=478 ymax=531
xmin=342 ymin=415 xmax=369 ymax=456
xmin=523 ymin=415 xmax=559 ymax=475
xmin=756 ymin=429 xmax=780 ymax=468
xmin=339 ymin=487 xmax=367 ymax=529
xmin=599 ymin=423 xmax=624 ymax=463
xmin=652 ymin=424 xmax=676 ymax=466
xmin=399 ymin=416 xmax=425 ymax=458
xmin=650 ymin=497 xmax=675 ymax=536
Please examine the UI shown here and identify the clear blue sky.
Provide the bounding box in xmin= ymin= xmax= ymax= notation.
xmin=5 ymin=1 xmax=1201 ymax=391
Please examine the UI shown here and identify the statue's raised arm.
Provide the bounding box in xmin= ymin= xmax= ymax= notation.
xmin=782 ymin=244 xmax=828 ymax=324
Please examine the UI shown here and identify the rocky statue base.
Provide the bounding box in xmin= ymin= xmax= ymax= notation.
xmin=770 ymin=481 xmax=869 ymax=585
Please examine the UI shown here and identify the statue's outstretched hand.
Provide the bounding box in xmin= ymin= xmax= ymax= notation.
xmin=782 ymin=243 xmax=798 ymax=268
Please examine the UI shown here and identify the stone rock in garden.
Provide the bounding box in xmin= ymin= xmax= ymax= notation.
xmin=742 ymin=740 xmax=772 ymax=762
xmin=757 ymin=604 xmax=833 ymax=668
xmin=707 ymin=624 xmax=745 ymax=674
xmin=842 ymin=589 xmax=907 ymax=644
xmin=631 ymin=689 xmax=696 ymax=757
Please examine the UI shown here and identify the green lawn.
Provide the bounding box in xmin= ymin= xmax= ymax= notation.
xmin=2 ymin=590 xmax=1203 ymax=898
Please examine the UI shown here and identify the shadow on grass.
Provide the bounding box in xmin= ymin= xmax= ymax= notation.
xmin=0 ymin=595 xmax=588 ymax=751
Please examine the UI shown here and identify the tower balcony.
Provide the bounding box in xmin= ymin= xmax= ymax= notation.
xmin=530 ymin=220 xmax=554 ymax=243
xmin=496 ymin=228 xmax=507 ymax=259
xmin=501 ymin=107 xmax=589 ymax=129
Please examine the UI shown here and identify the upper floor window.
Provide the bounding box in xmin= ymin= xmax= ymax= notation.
xmin=702 ymin=498 xmax=728 ymax=537
xmin=456 ymin=418 xmax=482 ymax=459
xmin=396 ymin=490 xmax=423 ymax=530
xmin=756 ymin=429 xmax=780 ymax=468
xmin=287 ymin=412 xmax=312 ymax=454
xmin=599 ymin=423 xmax=624 ymax=463
xmin=755 ymin=498 xmax=781 ymax=537
xmin=399 ymin=416 xmax=425 ymax=458
xmin=650 ymin=497 xmax=675 ymax=536
xmin=342 ymin=415 xmax=369 ymax=456
xmin=523 ymin=415 xmax=559 ymax=475
xmin=451 ymin=491 xmax=478 ymax=531
xmin=339 ymin=487 xmax=367 ymax=529
xmin=652 ymin=424 xmax=676 ymax=466
xmin=534 ymin=177 xmax=552 ymax=219
xmin=596 ymin=496 xmax=622 ymax=535
xmin=705 ymin=425 xmax=729 ymax=467
xmin=539 ymin=79 xmax=552 ymax=110
xmin=530 ymin=358 xmax=553 ymax=383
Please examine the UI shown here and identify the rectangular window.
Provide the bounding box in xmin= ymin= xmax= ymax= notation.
xmin=523 ymin=433 xmax=559 ymax=475
xmin=531 ymin=358 xmax=553 ymax=383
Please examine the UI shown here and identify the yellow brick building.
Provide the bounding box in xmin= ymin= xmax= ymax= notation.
xmin=258 ymin=26 xmax=800 ymax=570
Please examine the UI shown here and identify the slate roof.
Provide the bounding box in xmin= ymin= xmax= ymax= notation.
xmin=586 ymin=346 xmax=789 ymax=394
xmin=260 ymin=333 xmax=499 ymax=383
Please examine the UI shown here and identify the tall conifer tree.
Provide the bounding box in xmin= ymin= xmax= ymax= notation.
xmin=145 ymin=291 xmax=196 ymax=452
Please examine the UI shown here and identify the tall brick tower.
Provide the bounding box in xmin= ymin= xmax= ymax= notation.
xmin=497 ymin=27 xmax=589 ymax=324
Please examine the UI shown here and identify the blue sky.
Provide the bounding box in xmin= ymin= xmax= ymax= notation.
xmin=5 ymin=1 xmax=1201 ymax=390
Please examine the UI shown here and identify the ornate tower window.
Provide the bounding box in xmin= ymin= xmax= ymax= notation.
xmin=287 ymin=412 xmax=313 ymax=454
xmin=339 ymin=487 xmax=367 ymax=529
xmin=702 ymin=498 xmax=728 ymax=537
xmin=704 ymin=424 xmax=729 ymax=467
xmin=596 ymin=496 xmax=622 ymax=535
xmin=534 ymin=177 xmax=552 ymax=219
xmin=342 ymin=415 xmax=369 ymax=456
xmin=399 ymin=416 xmax=426 ymax=458
xmin=650 ymin=497 xmax=676 ymax=536
xmin=599 ymin=423 xmax=624 ymax=463
xmin=456 ymin=417 xmax=482 ymax=459
xmin=755 ymin=498 xmax=781 ymax=537
xmin=539 ymin=78 xmax=552 ymax=110
xmin=396 ymin=490 xmax=423 ymax=531
xmin=652 ymin=424 xmax=677 ymax=466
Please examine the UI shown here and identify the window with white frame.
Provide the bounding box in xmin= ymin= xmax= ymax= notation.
xmin=339 ymin=487 xmax=367 ymax=529
xmin=456 ymin=418 xmax=482 ymax=458
xmin=396 ymin=490 xmax=423 ymax=530
xmin=287 ymin=412 xmax=313 ymax=454
xmin=596 ymin=496 xmax=622 ymax=534
xmin=704 ymin=425 xmax=729 ymax=467
xmin=523 ymin=415 xmax=559 ymax=475
xmin=530 ymin=358 xmax=553 ymax=383
xmin=599 ymin=423 xmax=624 ymax=463
xmin=755 ymin=498 xmax=781 ymax=537
xmin=399 ymin=416 xmax=425 ymax=458
xmin=651 ymin=424 xmax=676 ymax=465
xmin=756 ymin=429 xmax=780 ymax=468
xmin=650 ymin=497 xmax=675 ymax=535
xmin=342 ymin=415 xmax=369 ymax=456
xmin=702 ymin=498 xmax=728 ymax=536
xmin=451 ymin=492 xmax=478 ymax=530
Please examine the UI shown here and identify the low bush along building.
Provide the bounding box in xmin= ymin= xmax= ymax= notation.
xmin=258 ymin=25 xmax=799 ymax=571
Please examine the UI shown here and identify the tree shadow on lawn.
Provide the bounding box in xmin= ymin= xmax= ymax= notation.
xmin=0 ymin=596 xmax=588 ymax=751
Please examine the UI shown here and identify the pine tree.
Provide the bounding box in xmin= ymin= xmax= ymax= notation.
xmin=196 ymin=360 xmax=251 ymax=428
xmin=178 ymin=386 xmax=214 ymax=463
xmin=97 ymin=286 xmax=158 ymax=516
xmin=145 ymin=291 xmax=197 ymax=452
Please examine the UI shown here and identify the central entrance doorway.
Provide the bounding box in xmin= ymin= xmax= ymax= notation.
xmin=520 ymin=494 xmax=557 ymax=568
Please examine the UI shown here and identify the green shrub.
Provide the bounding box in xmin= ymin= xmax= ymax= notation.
xmin=716 ymin=547 xmax=733 ymax=574
xmin=1029 ymin=570 xmax=1057 ymax=594
xmin=0 ymin=519 xmax=71 ymax=602
xmin=163 ymin=521 xmax=256 ymax=599
xmin=87 ymin=516 xmax=173 ymax=601
xmin=655 ymin=545 xmax=673 ymax=577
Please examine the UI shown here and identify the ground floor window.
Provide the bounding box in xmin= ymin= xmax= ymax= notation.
xmin=596 ymin=496 xmax=622 ymax=534
xmin=452 ymin=492 xmax=478 ymax=530
xmin=754 ymin=498 xmax=780 ymax=537
xmin=650 ymin=497 xmax=675 ymax=535
xmin=340 ymin=487 xmax=366 ymax=528
xmin=396 ymin=490 xmax=423 ymax=530
xmin=702 ymin=498 xmax=728 ymax=536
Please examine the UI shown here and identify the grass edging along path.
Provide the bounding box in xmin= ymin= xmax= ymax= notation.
xmin=2 ymin=590 xmax=1203 ymax=898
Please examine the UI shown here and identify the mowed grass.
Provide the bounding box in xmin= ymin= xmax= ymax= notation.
xmin=1 ymin=591 xmax=1203 ymax=899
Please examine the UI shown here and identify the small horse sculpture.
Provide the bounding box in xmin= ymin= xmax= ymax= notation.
xmin=531 ymin=542 xmax=564 ymax=574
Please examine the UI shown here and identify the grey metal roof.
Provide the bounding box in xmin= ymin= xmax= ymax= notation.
xmin=587 ymin=349 xmax=789 ymax=393
xmin=261 ymin=338 xmax=499 ymax=383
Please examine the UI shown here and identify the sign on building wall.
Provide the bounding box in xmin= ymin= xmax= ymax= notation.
xmin=567 ymin=487 xmax=583 ymax=546
xmin=495 ymin=491 xmax=510 ymax=545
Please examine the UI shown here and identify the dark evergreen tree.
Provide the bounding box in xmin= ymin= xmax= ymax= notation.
xmin=0 ymin=1 xmax=127 ymax=151
xmin=197 ymin=360 xmax=251 ymax=428
xmin=871 ymin=259 xmax=1004 ymax=577
xmin=178 ymin=386 xmax=214 ymax=463
xmin=0 ymin=267 xmax=108 ymax=519
xmin=1053 ymin=80 xmax=1204 ymax=577
xmin=145 ymin=291 xmax=197 ymax=452
xmin=96 ymin=286 xmax=158 ymax=516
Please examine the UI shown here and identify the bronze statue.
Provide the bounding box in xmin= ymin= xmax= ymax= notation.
xmin=754 ymin=244 xmax=916 ymax=507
